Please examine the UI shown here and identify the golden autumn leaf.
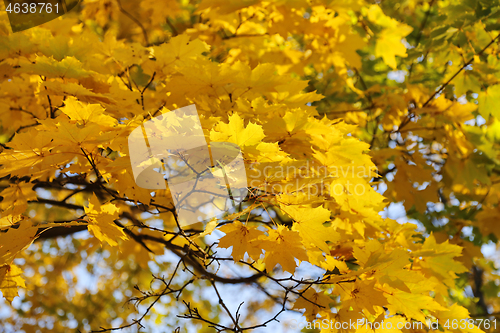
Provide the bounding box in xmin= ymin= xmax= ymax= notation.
xmin=18 ymin=55 xmax=93 ymax=79
xmin=414 ymin=233 xmax=468 ymax=287
xmin=60 ymin=97 xmax=116 ymax=127
xmin=0 ymin=221 xmax=38 ymax=266
xmin=260 ymin=225 xmax=308 ymax=274
xmin=0 ymin=265 xmax=25 ymax=304
xmin=279 ymin=204 xmax=339 ymax=253
xmin=0 ymin=182 xmax=37 ymax=216
xmin=210 ymin=113 xmax=265 ymax=147
xmin=217 ymin=220 xmax=264 ymax=261
xmin=292 ymin=288 xmax=331 ymax=321
xmin=337 ymin=279 xmax=387 ymax=316
xmin=385 ymin=290 xmax=447 ymax=324
xmin=84 ymin=194 xmax=128 ymax=247
xmin=367 ymin=5 xmax=413 ymax=69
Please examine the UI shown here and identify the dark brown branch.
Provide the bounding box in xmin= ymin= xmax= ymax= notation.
xmin=408 ymin=0 xmax=436 ymax=78
xmin=138 ymin=233 xmax=264 ymax=285
xmin=166 ymin=18 xmax=178 ymax=37
xmin=422 ymin=33 xmax=500 ymax=108
xmin=116 ymin=0 xmax=149 ymax=45
xmin=35 ymin=225 xmax=87 ymax=240
xmin=397 ymin=33 xmax=500 ymax=133
xmin=31 ymin=198 xmax=83 ymax=210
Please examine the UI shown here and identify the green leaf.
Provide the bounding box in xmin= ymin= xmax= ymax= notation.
xmin=478 ymin=85 xmax=500 ymax=119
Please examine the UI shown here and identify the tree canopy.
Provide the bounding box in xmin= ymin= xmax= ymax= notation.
xmin=0 ymin=0 xmax=499 ymax=332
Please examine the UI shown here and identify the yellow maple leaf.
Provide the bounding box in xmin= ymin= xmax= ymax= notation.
xmin=0 ymin=215 xmax=24 ymax=228
xmin=337 ymin=279 xmax=387 ymax=316
xmin=0 ymin=264 xmax=26 ymax=304
xmin=229 ymin=62 xmax=282 ymax=97
xmin=42 ymin=80 xmax=114 ymax=105
xmin=260 ymin=225 xmax=308 ymax=274
xmin=385 ymin=289 xmax=447 ymax=323
xmin=279 ymin=204 xmax=339 ymax=253
xmin=192 ymin=219 xmax=218 ymax=239
xmin=196 ymin=0 xmax=260 ymax=15
xmin=478 ymin=84 xmax=500 ymax=119
xmin=367 ymin=5 xmax=413 ymax=69
xmin=413 ymin=233 xmax=468 ymax=288
xmin=84 ymin=194 xmax=128 ymax=247
xmin=375 ymin=28 xmax=412 ymax=69
xmin=18 ymin=55 xmax=93 ymax=79
xmin=150 ymin=34 xmax=210 ymax=73
xmin=117 ymin=228 xmax=167 ymax=270
xmin=320 ymin=255 xmax=350 ymax=274
xmin=434 ymin=303 xmax=483 ymax=333
xmin=292 ymin=288 xmax=331 ymax=321
xmin=217 ymin=221 xmax=264 ymax=261
xmin=0 ymin=128 xmax=58 ymax=179
xmin=0 ymin=221 xmax=38 ymax=266
xmin=475 ymin=205 xmax=500 ymax=241
xmin=0 ymin=182 xmax=37 ymax=216
xmin=60 ymin=97 xmax=116 ymax=127
xmin=210 ymin=113 xmax=265 ymax=147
